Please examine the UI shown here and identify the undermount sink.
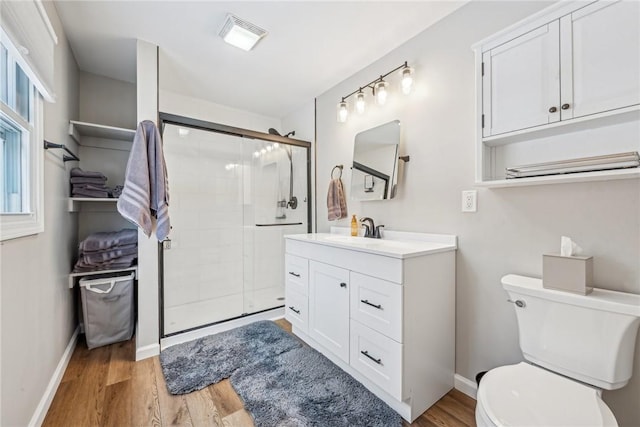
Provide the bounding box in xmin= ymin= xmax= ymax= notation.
xmin=285 ymin=228 xmax=457 ymax=259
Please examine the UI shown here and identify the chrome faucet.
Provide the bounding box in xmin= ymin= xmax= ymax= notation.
xmin=360 ymin=217 xmax=384 ymax=238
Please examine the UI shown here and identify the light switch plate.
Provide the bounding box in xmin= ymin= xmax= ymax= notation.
xmin=462 ymin=190 xmax=477 ymax=212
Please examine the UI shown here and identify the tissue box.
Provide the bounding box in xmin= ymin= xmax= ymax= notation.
xmin=543 ymin=254 xmax=593 ymax=295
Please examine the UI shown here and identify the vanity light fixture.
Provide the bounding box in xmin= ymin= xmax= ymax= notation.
xmin=336 ymin=61 xmax=413 ymax=123
xmin=337 ymin=100 xmax=349 ymax=123
xmin=219 ymin=14 xmax=267 ymax=51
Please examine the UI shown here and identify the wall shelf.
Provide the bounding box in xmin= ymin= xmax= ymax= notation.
xmin=68 ymin=197 xmax=118 ymax=212
xmin=475 ymin=167 xmax=640 ymax=188
xmin=68 ymin=266 xmax=137 ymax=288
xmin=68 ymin=120 xmax=135 ymax=145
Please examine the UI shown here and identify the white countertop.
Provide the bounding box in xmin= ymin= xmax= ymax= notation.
xmin=285 ymin=228 xmax=457 ymax=259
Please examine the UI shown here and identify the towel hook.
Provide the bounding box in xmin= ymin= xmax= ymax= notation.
xmin=331 ymin=164 xmax=343 ymax=179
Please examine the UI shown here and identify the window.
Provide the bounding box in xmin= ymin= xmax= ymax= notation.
xmin=0 ymin=38 xmax=43 ymax=241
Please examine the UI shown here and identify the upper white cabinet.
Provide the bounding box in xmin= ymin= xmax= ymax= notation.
xmin=483 ymin=21 xmax=560 ymax=137
xmin=475 ymin=0 xmax=640 ymax=186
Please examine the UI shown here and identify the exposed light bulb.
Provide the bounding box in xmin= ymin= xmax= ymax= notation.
xmin=261 ymin=148 xmax=267 ymax=154
xmin=273 ymin=142 xmax=279 ymax=149
xmin=375 ymin=81 xmax=389 ymax=105
xmin=337 ymin=101 xmax=348 ymax=123
xmin=253 ymin=151 xmax=260 ymax=158
xmin=401 ymin=66 xmax=414 ymax=95
xmin=355 ymin=91 xmax=366 ymax=114
xmin=266 ymin=144 xmax=273 ymax=152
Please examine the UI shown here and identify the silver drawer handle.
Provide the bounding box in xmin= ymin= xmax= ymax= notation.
xmin=361 ymin=350 xmax=382 ymax=365
xmin=288 ymin=306 xmax=300 ymax=314
xmin=361 ymin=299 xmax=382 ymax=310
xmin=288 ymin=271 xmax=301 ymax=278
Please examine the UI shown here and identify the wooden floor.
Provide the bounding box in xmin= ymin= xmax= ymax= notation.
xmin=44 ymin=319 xmax=476 ymax=427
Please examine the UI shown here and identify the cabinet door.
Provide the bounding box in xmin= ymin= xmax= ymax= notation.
xmin=308 ymin=261 xmax=350 ymax=363
xmin=560 ymin=1 xmax=640 ymax=120
xmin=483 ymin=21 xmax=560 ymax=136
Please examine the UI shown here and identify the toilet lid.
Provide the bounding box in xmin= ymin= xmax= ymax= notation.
xmin=477 ymin=362 xmax=617 ymax=427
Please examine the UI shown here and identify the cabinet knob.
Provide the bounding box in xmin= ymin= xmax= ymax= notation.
xmin=340 ymin=282 xmax=347 ymax=288
xmin=548 ymin=106 xmax=557 ymax=113
xmin=561 ymin=103 xmax=570 ymax=110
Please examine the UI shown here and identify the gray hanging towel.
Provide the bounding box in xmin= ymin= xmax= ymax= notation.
xmin=117 ymin=120 xmax=171 ymax=241
xmin=327 ymin=178 xmax=347 ymax=221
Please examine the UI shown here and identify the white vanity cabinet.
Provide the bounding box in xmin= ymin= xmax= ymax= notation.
xmin=284 ymin=231 xmax=457 ymax=422
xmin=476 ymin=0 xmax=640 ymax=186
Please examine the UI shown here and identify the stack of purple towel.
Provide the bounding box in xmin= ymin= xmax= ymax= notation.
xmin=70 ymin=167 xmax=109 ymax=198
xmin=73 ymin=229 xmax=138 ymax=273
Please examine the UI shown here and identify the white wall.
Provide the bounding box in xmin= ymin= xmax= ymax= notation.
xmin=0 ymin=2 xmax=79 ymax=425
xmin=312 ymin=2 xmax=640 ymax=425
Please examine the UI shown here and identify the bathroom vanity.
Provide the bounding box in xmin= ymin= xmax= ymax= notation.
xmin=284 ymin=229 xmax=457 ymax=422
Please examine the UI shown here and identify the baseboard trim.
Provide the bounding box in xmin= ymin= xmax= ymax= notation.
xmin=135 ymin=343 xmax=160 ymax=361
xmin=28 ymin=326 xmax=79 ymax=427
xmin=454 ymin=373 xmax=478 ymax=399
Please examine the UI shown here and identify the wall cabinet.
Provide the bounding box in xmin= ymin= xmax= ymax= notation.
xmin=284 ymin=231 xmax=456 ymax=422
xmin=476 ymin=0 xmax=640 ymax=186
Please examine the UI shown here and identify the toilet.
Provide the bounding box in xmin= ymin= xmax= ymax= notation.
xmin=476 ymin=274 xmax=640 ymax=427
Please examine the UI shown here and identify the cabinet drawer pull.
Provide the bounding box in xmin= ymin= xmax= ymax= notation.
xmin=340 ymin=282 xmax=347 ymax=288
xmin=361 ymin=350 xmax=382 ymax=365
xmin=561 ymin=103 xmax=570 ymax=110
xmin=288 ymin=271 xmax=301 ymax=278
xmin=548 ymin=106 xmax=557 ymax=113
xmin=361 ymin=299 xmax=382 ymax=310
xmin=288 ymin=306 xmax=300 ymax=314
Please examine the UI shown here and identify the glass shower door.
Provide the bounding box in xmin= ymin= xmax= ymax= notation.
xmin=161 ymin=122 xmax=308 ymax=336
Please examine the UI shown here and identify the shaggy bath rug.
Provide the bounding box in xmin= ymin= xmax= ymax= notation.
xmin=159 ymin=320 xmax=402 ymax=427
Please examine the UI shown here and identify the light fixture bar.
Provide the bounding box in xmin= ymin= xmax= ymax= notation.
xmin=337 ymin=61 xmax=413 ymax=123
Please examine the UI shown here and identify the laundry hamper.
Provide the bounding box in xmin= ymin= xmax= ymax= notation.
xmin=79 ymin=272 xmax=135 ymax=349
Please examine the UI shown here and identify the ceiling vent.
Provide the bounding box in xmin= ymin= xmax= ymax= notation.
xmin=219 ymin=14 xmax=267 ymax=51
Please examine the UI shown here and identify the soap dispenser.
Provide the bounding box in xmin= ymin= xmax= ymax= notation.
xmin=350 ymin=214 xmax=358 ymax=236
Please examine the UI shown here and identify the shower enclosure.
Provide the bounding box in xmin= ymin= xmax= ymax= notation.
xmin=159 ymin=114 xmax=310 ymax=336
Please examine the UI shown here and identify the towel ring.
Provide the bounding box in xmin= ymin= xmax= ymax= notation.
xmin=331 ymin=165 xmax=343 ymax=179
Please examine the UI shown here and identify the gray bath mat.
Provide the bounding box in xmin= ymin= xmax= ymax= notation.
xmin=159 ymin=320 xmax=402 ymax=427
xmin=160 ymin=320 xmax=302 ymax=394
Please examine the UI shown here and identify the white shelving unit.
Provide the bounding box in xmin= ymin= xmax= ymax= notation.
xmin=69 ymin=120 xmax=136 ymax=143
xmin=68 ymin=120 xmax=136 ymax=287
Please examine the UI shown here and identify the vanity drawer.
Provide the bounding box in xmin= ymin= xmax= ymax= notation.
xmin=350 ymin=319 xmax=403 ymax=400
xmin=285 ymin=284 xmax=308 ymax=334
xmin=285 ymin=253 xmax=309 ymax=295
xmin=350 ymin=272 xmax=402 ymax=342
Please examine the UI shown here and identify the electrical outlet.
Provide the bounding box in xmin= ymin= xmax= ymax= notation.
xmin=462 ymin=190 xmax=477 ymax=212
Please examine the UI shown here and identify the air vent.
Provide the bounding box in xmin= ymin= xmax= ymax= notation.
xmin=219 ymin=14 xmax=267 ymax=51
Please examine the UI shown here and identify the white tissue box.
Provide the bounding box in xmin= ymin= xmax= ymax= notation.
xmin=543 ymin=254 xmax=593 ymax=295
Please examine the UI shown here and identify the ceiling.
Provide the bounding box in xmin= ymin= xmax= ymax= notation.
xmin=54 ymin=1 xmax=467 ymax=119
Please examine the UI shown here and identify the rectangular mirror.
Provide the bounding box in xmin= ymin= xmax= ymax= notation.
xmin=351 ymin=120 xmax=400 ymax=200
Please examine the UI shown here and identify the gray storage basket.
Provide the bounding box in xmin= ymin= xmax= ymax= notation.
xmin=79 ymin=272 xmax=135 ymax=349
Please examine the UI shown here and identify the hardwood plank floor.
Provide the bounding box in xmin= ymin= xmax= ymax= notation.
xmin=44 ymin=319 xmax=476 ymax=427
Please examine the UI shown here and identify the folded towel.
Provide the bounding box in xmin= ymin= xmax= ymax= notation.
xmin=72 ymin=183 xmax=109 ymax=191
xmin=72 ymin=188 xmax=109 ymax=198
xmin=80 ymin=244 xmax=138 ymax=265
xmin=79 ymin=229 xmax=138 ymax=252
xmin=327 ymin=178 xmax=347 ymax=221
xmin=72 ymin=256 xmax=137 ymax=273
xmin=70 ymin=167 xmax=107 ymax=180
xmin=117 ymin=120 xmax=171 ymax=241
xmin=70 ymin=177 xmax=107 ymax=185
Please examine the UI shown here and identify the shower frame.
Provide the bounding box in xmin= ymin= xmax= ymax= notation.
xmin=158 ymin=112 xmax=312 ymax=337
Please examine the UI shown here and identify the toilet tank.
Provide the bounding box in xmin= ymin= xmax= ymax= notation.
xmin=502 ymin=274 xmax=640 ymax=390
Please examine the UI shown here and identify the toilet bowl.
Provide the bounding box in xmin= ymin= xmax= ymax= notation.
xmin=475 ymin=362 xmax=617 ymax=427
xmin=475 ymin=275 xmax=640 ymax=427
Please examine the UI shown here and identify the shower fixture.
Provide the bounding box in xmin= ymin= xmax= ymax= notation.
xmin=267 ymin=128 xmax=298 ymax=210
